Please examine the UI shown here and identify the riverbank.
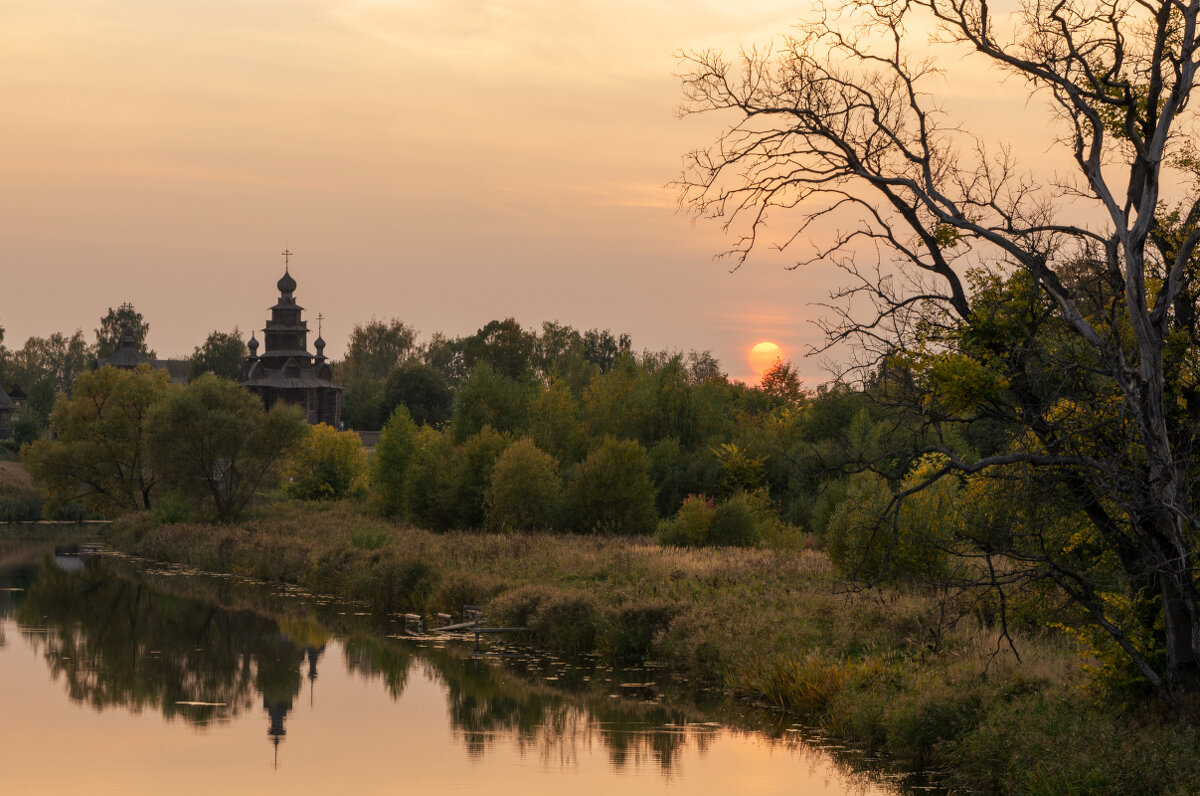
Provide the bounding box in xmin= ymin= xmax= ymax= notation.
xmin=108 ymin=501 xmax=1200 ymax=793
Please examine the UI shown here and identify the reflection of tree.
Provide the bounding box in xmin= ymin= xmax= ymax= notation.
xmin=342 ymin=636 xmax=412 ymax=699
xmin=15 ymin=557 xmax=321 ymax=747
xmin=420 ymin=645 xmax=707 ymax=772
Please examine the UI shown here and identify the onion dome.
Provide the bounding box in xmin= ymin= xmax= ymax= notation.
xmin=277 ymin=267 xmax=297 ymax=295
xmin=248 ymin=333 xmax=260 ymax=355
xmin=314 ymin=334 xmax=326 ymax=354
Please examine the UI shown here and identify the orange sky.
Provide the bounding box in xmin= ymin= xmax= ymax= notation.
xmin=0 ymin=1 xmax=1060 ymax=384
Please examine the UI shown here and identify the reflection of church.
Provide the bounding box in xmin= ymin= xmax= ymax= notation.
xmin=241 ymin=254 xmax=344 ymax=426
xmin=262 ymin=643 xmax=325 ymax=767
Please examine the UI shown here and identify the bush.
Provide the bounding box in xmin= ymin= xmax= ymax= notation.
xmin=708 ymin=490 xmax=761 ymax=546
xmin=485 ymin=438 xmax=560 ymax=532
xmin=282 ymin=423 xmax=369 ymax=501
xmin=658 ymin=490 xmax=793 ymax=548
xmin=562 ymin=436 xmax=657 ymax=535
xmin=368 ymin=556 xmax=437 ymax=613
xmin=605 ymin=599 xmax=678 ymax=663
xmin=153 ymin=490 xmax=192 ymax=524
xmin=491 ymin=585 xmax=600 ymax=655
xmin=0 ymin=484 xmax=42 ymax=522
xmin=656 ymin=494 xmax=715 ymax=547
xmin=825 ymin=464 xmax=952 ymax=582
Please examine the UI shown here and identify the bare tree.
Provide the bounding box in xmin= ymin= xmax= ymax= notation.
xmin=679 ymin=0 xmax=1200 ymax=702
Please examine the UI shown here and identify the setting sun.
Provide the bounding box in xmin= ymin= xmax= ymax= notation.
xmin=748 ymin=341 xmax=783 ymax=375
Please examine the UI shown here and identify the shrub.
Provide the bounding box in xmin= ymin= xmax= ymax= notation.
xmin=656 ymin=494 xmax=715 ymax=547
xmin=529 ymin=590 xmax=600 ymax=655
xmin=562 ymin=436 xmax=657 ymax=535
xmin=708 ymin=490 xmax=761 ymax=546
xmin=825 ymin=463 xmax=953 ymax=583
xmin=485 ymin=438 xmax=560 ymax=532
xmin=368 ymin=556 xmax=437 ymax=613
xmin=489 ymin=584 xmax=602 ymax=653
xmin=605 ymin=599 xmax=678 ymax=663
xmin=153 ymin=490 xmax=192 ymax=524
xmin=658 ymin=490 xmax=791 ymax=548
xmin=282 ymin=423 xmax=369 ymax=501
xmin=0 ymin=483 xmax=42 ymax=522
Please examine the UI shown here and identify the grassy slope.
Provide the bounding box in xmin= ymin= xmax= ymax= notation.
xmin=108 ymin=500 xmax=1200 ymax=794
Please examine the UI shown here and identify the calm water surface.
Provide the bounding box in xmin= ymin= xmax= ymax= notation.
xmin=0 ymin=537 xmax=910 ymax=795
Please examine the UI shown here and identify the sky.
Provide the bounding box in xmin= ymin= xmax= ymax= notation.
xmin=0 ymin=0 xmax=1047 ymax=384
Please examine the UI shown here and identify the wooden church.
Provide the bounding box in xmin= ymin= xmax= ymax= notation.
xmin=241 ymin=257 xmax=344 ymax=426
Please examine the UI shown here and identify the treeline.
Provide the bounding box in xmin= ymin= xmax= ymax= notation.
xmin=0 ymin=305 xmax=246 ymax=444
xmin=316 ymin=316 xmax=936 ymax=550
xmin=8 ymin=308 xmax=939 ymax=551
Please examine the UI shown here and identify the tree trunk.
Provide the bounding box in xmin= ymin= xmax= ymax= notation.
xmin=1160 ymin=560 xmax=1200 ymax=696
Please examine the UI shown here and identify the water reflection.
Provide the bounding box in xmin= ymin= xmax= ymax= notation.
xmin=0 ymin=543 xmax=903 ymax=795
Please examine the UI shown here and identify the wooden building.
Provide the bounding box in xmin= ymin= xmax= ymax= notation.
xmin=241 ymin=263 xmax=343 ymax=426
xmin=99 ymin=324 xmax=188 ymax=384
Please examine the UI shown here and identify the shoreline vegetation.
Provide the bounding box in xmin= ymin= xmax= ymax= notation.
xmin=107 ymin=501 xmax=1200 ymax=794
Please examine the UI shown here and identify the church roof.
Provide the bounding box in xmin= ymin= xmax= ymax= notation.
xmin=0 ymin=388 xmax=12 ymax=410
xmin=103 ymin=323 xmax=150 ymax=368
xmin=104 ymin=346 xmax=149 ymax=368
xmin=242 ymin=371 xmax=345 ymax=391
xmin=277 ymin=267 xmax=297 ymax=295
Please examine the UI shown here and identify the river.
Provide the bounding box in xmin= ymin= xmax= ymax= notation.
xmin=0 ymin=534 xmax=920 ymax=795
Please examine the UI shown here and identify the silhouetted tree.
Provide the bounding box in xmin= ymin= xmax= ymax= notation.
xmin=188 ymin=329 xmax=247 ymax=382
xmin=95 ymin=303 xmax=153 ymax=359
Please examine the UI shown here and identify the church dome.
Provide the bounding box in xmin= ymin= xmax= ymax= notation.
xmin=248 ymin=333 xmax=259 ymax=354
xmin=277 ymin=268 xmax=297 ymax=294
xmin=314 ymin=334 xmax=326 ymax=353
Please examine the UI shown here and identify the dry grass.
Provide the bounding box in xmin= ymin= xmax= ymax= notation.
xmin=0 ymin=461 xmax=32 ymax=489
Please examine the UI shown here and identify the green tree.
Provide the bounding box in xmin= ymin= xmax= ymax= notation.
xmin=383 ymin=361 xmax=453 ymax=426
xmin=462 ymin=318 xmax=535 ymax=380
xmin=679 ymin=0 xmax=1200 ymax=699
xmin=147 ymin=375 xmax=307 ymax=522
xmin=10 ymin=331 xmax=93 ymax=394
xmin=581 ymin=328 xmax=631 ymax=372
xmin=400 ymin=427 xmax=458 ymax=531
xmin=340 ymin=319 xmax=418 ymax=381
xmin=563 ymin=436 xmax=657 ymax=535
xmin=23 ymin=364 xmax=172 ymax=515
xmin=188 ymin=329 xmax=247 ymax=382
xmin=95 ymin=303 xmax=153 ymax=359
xmin=422 ymin=331 xmax=468 ymax=386
xmin=485 ymin=438 xmax=560 ymax=532
xmin=282 ymin=422 xmax=368 ymax=500
xmin=341 ymin=374 xmax=388 ymax=431
xmin=446 ymin=426 xmax=511 ymax=530
xmin=450 ymin=362 xmax=535 ymax=442
xmin=6 ymin=331 xmax=98 ymax=442
xmin=759 ymin=360 xmax=805 ymax=405
xmin=371 ymin=406 xmax=420 ymax=517
xmin=529 ymin=377 xmax=589 ymax=463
